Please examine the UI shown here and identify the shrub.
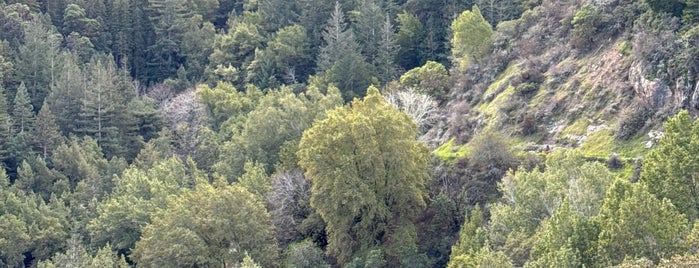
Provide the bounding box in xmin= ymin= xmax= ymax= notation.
xmin=615 ymin=102 xmax=652 ymax=140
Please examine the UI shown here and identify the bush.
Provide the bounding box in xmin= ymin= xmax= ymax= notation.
xmin=615 ymin=102 xmax=652 ymax=140
xmin=607 ymin=153 xmax=624 ymax=170
xmin=571 ymin=4 xmax=607 ymax=50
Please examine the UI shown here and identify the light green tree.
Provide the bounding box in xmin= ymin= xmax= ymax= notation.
xmin=642 ymin=110 xmax=699 ymax=220
xmin=132 ymin=183 xmax=280 ymax=267
xmin=298 ymin=86 xmax=429 ymax=265
xmin=595 ymin=179 xmax=689 ymax=266
xmin=88 ymin=157 xmax=198 ymax=256
xmin=450 ymin=5 xmax=493 ymax=70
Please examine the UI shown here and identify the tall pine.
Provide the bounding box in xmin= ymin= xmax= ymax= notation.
xmin=317 ymin=2 xmax=371 ymax=100
xmin=0 ymin=84 xmax=12 ymax=163
xmin=12 ymin=82 xmax=34 ymax=134
xmin=32 ymin=101 xmax=62 ymax=159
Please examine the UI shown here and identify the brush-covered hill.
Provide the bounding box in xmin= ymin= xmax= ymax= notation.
xmin=437 ymin=0 xmax=698 ymax=161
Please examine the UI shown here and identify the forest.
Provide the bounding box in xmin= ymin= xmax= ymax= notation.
xmin=0 ymin=0 xmax=698 ymax=267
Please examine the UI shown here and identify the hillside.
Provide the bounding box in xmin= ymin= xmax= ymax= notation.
xmin=0 ymin=0 xmax=697 ymax=267
xmin=443 ymin=0 xmax=698 ymax=161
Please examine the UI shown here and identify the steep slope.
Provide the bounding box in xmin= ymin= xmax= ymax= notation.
xmin=444 ymin=0 xmax=698 ymax=160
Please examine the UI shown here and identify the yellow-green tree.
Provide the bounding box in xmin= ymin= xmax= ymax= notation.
xmin=642 ymin=110 xmax=699 ymax=221
xmin=297 ymin=86 xmax=429 ymax=265
xmin=450 ymin=5 xmax=493 ymax=70
xmin=132 ymin=183 xmax=279 ymax=267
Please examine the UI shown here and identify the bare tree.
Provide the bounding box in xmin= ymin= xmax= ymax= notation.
xmin=384 ymin=90 xmax=440 ymax=136
xmin=266 ymin=169 xmax=312 ymax=247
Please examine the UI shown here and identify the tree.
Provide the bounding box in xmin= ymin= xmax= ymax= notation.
xmin=297 ymin=86 xmax=429 ymax=265
xmin=0 ymin=84 xmax=12 ymax=163
xmin=316 ymin=2 xmax=372 ymax=99
xmin=32 ymin=101 xmax=62 ymax=159
xmin=14 ymin=13 xmax=62 ymax=108
xmin=525 ymin=200 xmax=597 ymax=267
xmin=147 ymin=0 xmax=191 ymax=80
xmin=283 ymin=239 xmax=330 ymax=268
xmin=595 ymin=179 xmax=689 ymax=265
xmin=89 ymin=157 xmax=197 ymax=259
xmin=77 ymin=57 xmax=127 ymax=158
xmin=645 ymin=0 xmax=686 ymax=17
xmin=375 ymin=14 xmax=400 ymax=84
xmin=12 ymin=82 xmax=34 ymax=133
xmin=450 ymin=5 xmax=493 ymax=70
xmin=267 ymin=24 xmax=313 ymax=84
xmin=132 ymin=183 xmax=280 ymax=267
xmin=641 ymin=110 xmax=699 ymax=220
xmin=48 ymin=53 xmax=83 ymax=135
xmin=395 ymin=11 xmax=426 ymax=70
xmin=399 ymin=61 xmax=451 ymax=102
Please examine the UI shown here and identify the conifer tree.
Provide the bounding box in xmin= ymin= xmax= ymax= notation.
xmin=317 ymin=2 xmax=371 ymax=99
xmin=0 ymin=84 xmax=12 ymax=163
xmin=12 ymin=82 xmax=34 ymax=134
xmin=32 ymin=101 xmax=62 ymax=159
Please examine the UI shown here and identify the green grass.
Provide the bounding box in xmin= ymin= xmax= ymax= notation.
xmin=579 ymin=128 xmax=648 ymax=159
xmin=563 ymin=117 xmax=591 ymax=136
xmin=433 ymin=138 xmax=469 ymax=162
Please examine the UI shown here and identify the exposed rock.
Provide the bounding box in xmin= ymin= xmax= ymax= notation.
xmin=691 ymin=81 xmax=699 ymax=109
xmin=629 ymin=62 xmax=670 ymax=108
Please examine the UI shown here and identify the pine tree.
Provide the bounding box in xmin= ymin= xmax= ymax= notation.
xmin=32 ymin=101 xmax=62 ymax=159
xmin=77 ymin=57 xmax=125 ymax=158
xmin=147 ymin=0 xmax=191 ymax=80
xmin=12 ymin=82 xmax=34 ymax=134
xmin=0 ymin=84 xmax=12 ymax=163
xmin=48 ymin=53 xmax=84 ymax=135
xmin=317 ymin=2 xmax=372 ymax=99
xmin=15 ymin=13 xmax=62 ymax=108
xmin=375 ymin=14 xmax=400 ymax=84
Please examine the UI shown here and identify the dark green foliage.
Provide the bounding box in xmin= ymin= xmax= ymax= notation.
xmin=316 ymin=2 xmax=371 ymax=100
xmin=571 ymin=4 xmax=608 ymax=50
xmin=0 ymin=84 xmax=12 ymax=163
xmin=416 ymin=194 xmax=461 ymax=267
xmin=12 ymin=82 xmax=34 ymax=133
xmin=645 ymin=0 xmax=686 ymax=17
xmin=615 ymin=100 xmax=652 ymax=140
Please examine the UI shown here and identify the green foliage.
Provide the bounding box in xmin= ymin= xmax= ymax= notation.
xmin=238 ymin=161 xmax=269 ymax=197
xmin=487 ymin=150 xmax=612 ymax=265
xmin=283 ymin=240 xmax=330 ymax=268
xmin=32 ymin=101 xmax=62 ymax=158
xmin=448 ymin=206 xmax=488 ymax=267
xmin=298 ymin=86 xmax=429 ymax=265
xmin=641 ymin=110 xmax=699 ymax=221
xmin=595 ymin=179 xmax=689 ymax=265
xmin=399 ymin=61 xmax=450 ymax=101
xmin=0 ymin=84 xmax=12 ymax=163
xmin=317 ymin=2 xmax=371 ymax=100
xmin=645 ymin=0 xmax=686 ymax=17
xmin=571 ymin=4 xmax=607 ymax=49
xmin=89 ymin=158 xmax=194 ymax=255
xmin=395 ymin=11 xmax=427 ymax=70
xmin=132 ymin=183 xmax=280 ymax=267
xmin=450 ymin=5 xmax=493 ymax=70
xmin=526 ymin=200 xmax=597 ymax=267
xmin=448 ymin=246 xmax=514 ymax=268
xmin=12 ymin=82 xmax=33 ymax=133
xmin=267 ymin=24 xmax=313 ymax=83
